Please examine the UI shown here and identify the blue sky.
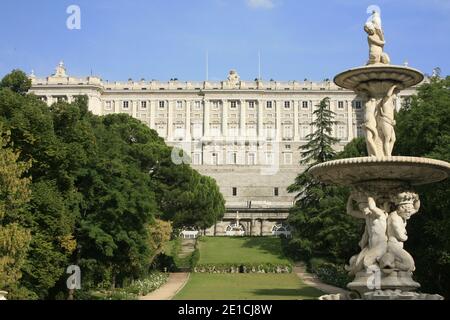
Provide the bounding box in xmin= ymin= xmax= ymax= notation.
xmin=0 ymin=0 xmax=448 ymax=81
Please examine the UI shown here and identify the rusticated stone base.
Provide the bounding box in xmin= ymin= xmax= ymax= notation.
xmin=319 ymin=290 xmax=443 ymax=300
xmin=347 ymin=270 xmax=420 ymax=294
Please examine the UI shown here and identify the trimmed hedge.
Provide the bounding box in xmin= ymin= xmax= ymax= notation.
xmin=193 ymin=263 xmax=292 ymax=274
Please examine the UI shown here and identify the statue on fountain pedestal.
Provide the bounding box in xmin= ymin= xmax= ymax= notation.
xmin=381 ymin=192 xmax=420 ymax=273
xmin=365 ymin=10 xmax=390 ymax=65
xmin=346 ymin=193 xmax=388 ymax=275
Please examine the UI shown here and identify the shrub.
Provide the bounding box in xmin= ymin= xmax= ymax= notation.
xmin=308 ymin=259 xmax=351 ymax=289
xmin=126 ymin=272 xmax=169 ymax=296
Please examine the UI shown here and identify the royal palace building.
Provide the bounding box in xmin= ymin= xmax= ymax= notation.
xmin=29 ymin=62 xmax=420 ymax=236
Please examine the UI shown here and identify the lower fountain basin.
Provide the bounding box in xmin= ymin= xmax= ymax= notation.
xmin=309 ymin=156 xmax=450 ymax=187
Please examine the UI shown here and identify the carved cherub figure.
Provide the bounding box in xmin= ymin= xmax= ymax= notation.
xmin=382 ymin=192 xmax=420 ymax=273
xmin=365 ymin=20 xmax=390 ymax=65
xmin=346 ymin=192 xmax=388 ymax=275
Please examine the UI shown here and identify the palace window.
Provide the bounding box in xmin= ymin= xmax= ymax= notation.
xmin=194 ymin=101 xmax=201 ymax=110
xmin=247 ymin=125 xmax=257 ymax=137
xmin=211 ymin=152 xmax=219 ymax=165
xmin=337 ymin=125 xmax=346 ymax=139
xmin=266 ymin=152 xmax=274 ymax=165
xmin=283 ymin=125 xmax=293 ymax=139
xmin=300 ymin=125 xmax=311 ymax=139
xmin=285 ymin=144 xmax=291 ymax=150
xmin=248 ymin=153 xmax=256 ymax=165
xmin=264 ymin=124 xmax=275 ymax=140
xmin=174 ymin=126 xmax=185 ymax=140
xmin=159 ymin=101 xmax=165 ymax=109
xmin=284 ymin=153 xmax=293 ymax=165
xmin=229 ymin=152 xmax=237 ymax=165
xmin=212 ymin=101 xmax=220 ymax=110
xmin=141 ymin=101 xmax=147 ymax=109
xmin=192 ymin=124 xmax=202 ymax=139
xmin=284 ymin=101 xmax=291 ymax=109
xmin=302 ymin=101 xmax=309 ymax=109
xmin=123 ymin=101 xmax=129 ymax=109
xmin=193 ymin=153 xmax=202 ymax=165
xmin=157 ymin=125 xmax=166 ymax=137
xmin=210 ymin=124 xmax=221 ymax=137
xmin=274 ymin=187 xmax=279 ymax=197
xmin=232 ymin=187 xmax=238 ymax=197
xmin=266 ymin=101 xmax=273 ymax=109
xmin=338 ymin=101 xmax=344 ymax=109
xmin=357 ymin=125 xmax=363 ymax=137
xmin=230 ymin=101 xmax=237 ymax=109
xmin=176 ymin=101 xmax=183 ymax=110
xmin=248 ymin=101 xmax=255 ymax=109
xmin=354 ymin=101 xmax=362 ymax=109
xmin=229 ymin=125 xmax=239 ymax=137
xmin=105 ymin=101 xmax=112 ymax=110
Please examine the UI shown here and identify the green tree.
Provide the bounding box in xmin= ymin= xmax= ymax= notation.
xmin=0 ymin=69 xmax=226 ymax=298
xmin=395 ymin=76 xmax=450 ymax=298
xmin=0 ymin=70 xmax=31 ymax=96
xmin=0 ymin=126 xmax=33 ymax=298
xmin=287 ymin=98 xmax=363 ymax=262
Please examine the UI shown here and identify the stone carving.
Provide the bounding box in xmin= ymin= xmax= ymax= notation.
xmin=345 ymin=189 xmax=422 ymax=290
xmin=365 ymin=11 xmax=390 ymax=65
xmin=310 ymin=7 xmax=450 ymax=300
xmin=378 ymin=84 xmax=398 ymax=156
xmin=356 ymin=81 xmax=399 ymax=158
xmin=382 ymin=192 xmax=420 ymax=273
xmin=346 ymin=193 xmax=388 ymax=276
xmin=360 ymin=94 xmax=382 ymax=158
xmin=54 ymin=61 xmax=67 ymax=77
xmin=227 ymin=70 xmax=240 ymax=87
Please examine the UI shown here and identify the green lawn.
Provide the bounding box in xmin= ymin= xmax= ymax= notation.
xmin=198 ymin=237 xmax=291 ymax=265
xmin=173 ymin=273 xmax=323 ymax=300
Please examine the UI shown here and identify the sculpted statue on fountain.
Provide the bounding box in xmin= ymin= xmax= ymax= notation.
xmin=358 ymin=82 xmax=399 ymax=158
xmin=346 ymin=190 xmax=421 ymax=279
xmin=365 ymin=10 xmax=390 ymax=65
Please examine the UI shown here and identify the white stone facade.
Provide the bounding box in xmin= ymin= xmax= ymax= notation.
xmin=29 ymin=63 xmax=420 ymax=236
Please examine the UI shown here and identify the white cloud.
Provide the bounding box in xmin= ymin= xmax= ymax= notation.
xmin=246 ymin=0 xmax=275 ymax=9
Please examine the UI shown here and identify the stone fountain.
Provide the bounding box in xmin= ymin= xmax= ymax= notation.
xmin=311 ymin=10 xmax=450 ymax=300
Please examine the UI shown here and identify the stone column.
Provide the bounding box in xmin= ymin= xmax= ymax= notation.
xmin=311 ymin=100 xmax=318 ymax=130
xmin=167 ymin=100 xmax=173 ymax=141
xmin=276 ymin=101 xmax=282 ymax=141
xmin=240 ymin=100 xmax=246 ymax=137
xmin=185 ymin=100 xmax=191 ymax=141
xmin=115 ymin=100 xmax=120 ymax=114
xmin=149 ymin=100 xmax=156 ymax=130
xmin=134 ymin=100 xmax=139 ymax=119
xmin=347 ymin=100 xmax=354 ymax=141
xmin=203 ymin=99 xmax=210 ymax=138
xmin=222 ymin=100 xmax=228 ymax=137
xmin=294 ymin=100 xmax=300 ymax=141
xmin=258 ymin=100 xmax=264 ymax=139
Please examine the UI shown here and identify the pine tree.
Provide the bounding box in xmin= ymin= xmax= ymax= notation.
xmin=287 ymin=98 xmax=362 ymax=262
xmin=288 ymin=97 xmax=339 ymax=205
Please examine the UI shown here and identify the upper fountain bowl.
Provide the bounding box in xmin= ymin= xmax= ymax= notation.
xmin=334 ymin=65 xmax=424 ymax=91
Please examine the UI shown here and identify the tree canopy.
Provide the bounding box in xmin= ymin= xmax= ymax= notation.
xmin=0 ymin=69 xmax=225 ymax=299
